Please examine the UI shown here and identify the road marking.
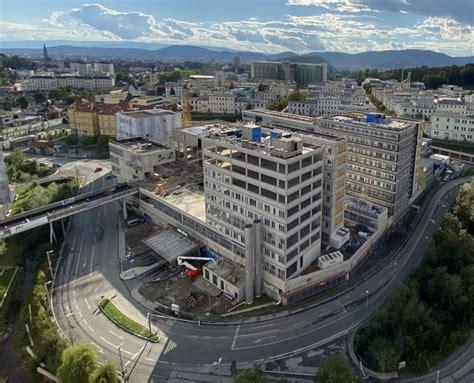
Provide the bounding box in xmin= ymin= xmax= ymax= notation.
xmin=291 ymin=321 xmax=307 ymax=328
xmin=89 ymin=246 xmax=95 ymax=276
xmin=77 ymin=311 xmax=83 ymax=319
xmin=231 ymin=325 xmax=240 ymax=350
xmin=75 ymin=304 xmax=80 ymax=312
xmin=377 ymin=279 xmax=385 ymax=285
xmin=253 ymin=335 xmax=276 ymax=343
xmin=100 ymin=336 xmax=119 ymax=348
xmin=145 ymin=356 xmax=156 ymax=362
xmin=239 ymin=328 xmax=279 ymax=337
xmin=84 ymin=298 xmax=91 ymax=310
xmin=119 ymin=348 xmax=135 ymax=356
xmin=109 ymin=330 xmax=125 ymax=340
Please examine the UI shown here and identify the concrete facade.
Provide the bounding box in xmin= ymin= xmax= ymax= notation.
xmin=115 ymin=109 xmax=182 ymax=144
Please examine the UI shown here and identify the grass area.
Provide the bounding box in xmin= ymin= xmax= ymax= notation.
xmin=99 ymin=299 xmax=159 ymax=342
xmin=0 ymin=267 xmax=17 ymax=303
xmin=432 ymin=139 xmax=474 ymax=155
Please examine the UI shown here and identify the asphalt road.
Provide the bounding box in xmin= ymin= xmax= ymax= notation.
xmin=52 ymin=176 xmax=471 ymax=382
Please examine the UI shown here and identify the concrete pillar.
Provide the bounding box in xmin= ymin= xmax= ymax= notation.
xmin=122 ymin=199 xmax=128 ymax=221
xmin=253 ymin=219 xmax=263 ymax=298
xmin=244 ymin=223 xmax=254 ymax=304
xmin=49 ymin=222 xmax=56 ymax=244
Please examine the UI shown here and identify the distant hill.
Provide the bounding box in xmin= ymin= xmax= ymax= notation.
xmin=0 ymin=43 xmax=472 ymax=69
xmin=0 ymin=44 xmax=279 ymax=62
xmin=310 ymin=49 xmax=473 ymax=69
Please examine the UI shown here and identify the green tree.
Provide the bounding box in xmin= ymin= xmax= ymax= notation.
xmin=6 ymin=148 xmax=25 ymax=168
xmin=367 ymin=337 xmax=399 ymax=372
xmin=57 ymin=343 xmax=99 ymax=383
xmin=89 ymin=361 xmax=119 ymax=383
xmin=97 ymin=135 xmax=110 ymax=152
xmin=288 ymin=89 xmax=308 ymax=102
xmin=234 ymin=367 xmax=267 ymax=383
xmin=267 ymin=96 xmax=288 ymax=111
xmin=315 ymin=355 xmax=362 ymax=383
xmin=33 ymin=91 xmax=47 ymax=104
xmin=257 ymin=83 xmax=265 ymax=92
xmin=17 ymin=96 xmax=29 ymax=109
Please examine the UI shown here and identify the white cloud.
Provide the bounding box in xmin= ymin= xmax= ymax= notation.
xmin=4 ymin=3 xmax=473 ymax=56
xmin=287 ymin=0 xmax=474 ymax=24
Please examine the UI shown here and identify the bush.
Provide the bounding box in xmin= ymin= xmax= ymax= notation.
xmin=99 ymin=298 xmax=159 ymax=342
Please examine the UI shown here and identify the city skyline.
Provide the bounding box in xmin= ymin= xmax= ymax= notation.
xmin=0 ymin=1 xmax=472 ymax=56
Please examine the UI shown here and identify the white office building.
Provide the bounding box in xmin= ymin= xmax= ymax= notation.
xmin=115 ymin=109 xmax=182 ymax=144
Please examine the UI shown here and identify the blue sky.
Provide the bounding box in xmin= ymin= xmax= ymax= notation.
xmin=0 ymin=1 xmax=473 ymax=55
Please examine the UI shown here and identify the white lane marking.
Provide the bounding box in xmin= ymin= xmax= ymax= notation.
xmin=231 ymin=325 xmax=240 ymax=350
xmin=84 ymin=298 xmax=91 ymax=310
xmin=245 ymin=323 xmax=275 ymax=330
xmin=291 ymin=321 xmax=307 ymax=327
xmin=253 ymin=335 xmax=276 ymax=343
xmin=89 ymin=246 xmax=95 ymax=276
xmin=119 ymin=348 xmax=135 ymax=356
xmin=77 ymin=311 xmax=83 ymax=319
xmin=75 ymin=304 xmax=80 ymax=312
xmin=145 ymin=356 xmax=156 ymax=362
xmin=238 ymin=328 xmax=279 ymax=337
xmin=109 ymin=330 xmax=125 ymax=340
xmin=377 ymin=279 xmax=385 ymax=285
xmin=100 ymin=336 xmax=119 ymax=348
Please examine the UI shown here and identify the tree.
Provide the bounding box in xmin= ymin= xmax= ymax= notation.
xmin=97 ymin=135 xmax=110 ymax=152
xmin=57 ymin=343 xmax=98 ymax=383
xmin=257 ymin=83 xmax=265 ymax=92
xmin=6 ymin=148 xmax=25 ymax=168
xmin=33 ymin=91 xmax=47 ymax=104
xmin=234 ymin=367 xmax=267 ymax=383
xmin=89 ymin=361 xmax=119 ymax=383
xmin=17 ymin=96 xmax=29 ymax=109
xmin=288 ymin=89 xmax=308 ymax=102
xmin=315 ymin=355 xmax=362 ymax=383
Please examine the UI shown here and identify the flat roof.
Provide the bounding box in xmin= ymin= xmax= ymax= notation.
xmin=162 ymin=188 xmax=206 ymax=221
xmin=205 ymin=258 xmax=246 ymax=288
xmin=119 ymin=109 xmax=175 ymax=119
xmin=143 ymin=230 xmax=197 ymax=264
xmin=111 ymin=137 xmax=172 ymax=152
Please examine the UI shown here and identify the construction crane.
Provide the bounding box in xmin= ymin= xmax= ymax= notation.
xmin=182 ymin=80 xmax=192 ymax=128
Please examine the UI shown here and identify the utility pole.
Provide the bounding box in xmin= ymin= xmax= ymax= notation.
xmin=118 ymin=346 xmax=126 ymax=382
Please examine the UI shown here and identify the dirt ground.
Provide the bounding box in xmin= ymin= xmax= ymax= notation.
xmin=139 ymin=274 xmax=233 ymax=316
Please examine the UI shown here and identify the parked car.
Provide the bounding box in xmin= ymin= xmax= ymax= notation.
xmin=95 ymin=166 xmax=102 ymax=172
xmin=52 ymin=162 xmax=62 ymax=168
xmin=82 ymin=153 xmax=88 ymax=158
xmin=39 ymin=161 xmax=48 ymax=166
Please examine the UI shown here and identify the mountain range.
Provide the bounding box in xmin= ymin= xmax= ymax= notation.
xmin=1 ymin=41 xmax=472 ymax=69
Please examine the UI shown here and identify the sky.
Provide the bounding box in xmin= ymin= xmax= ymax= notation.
xmin=0 ymin=0 xmax=473 ymax=56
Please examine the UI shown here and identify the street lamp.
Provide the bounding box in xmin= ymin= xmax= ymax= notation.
xmin=365 ymin=290 xmax=369 ymax=318
xmin=213 ymin=357 xmax=223 ymax=383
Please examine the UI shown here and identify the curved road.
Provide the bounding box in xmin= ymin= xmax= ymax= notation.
xmin=52 ymin=177 xmax=471 ymax=382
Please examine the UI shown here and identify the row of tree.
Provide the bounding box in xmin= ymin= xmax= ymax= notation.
xmin=350 ymin=64 xmax=474 ymax=90
xmin=355 ymin=180 xmax=474 ymax=373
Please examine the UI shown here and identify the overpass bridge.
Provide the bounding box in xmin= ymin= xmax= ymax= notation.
xmin=0 ymin=183 xmax=138 ymax=241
